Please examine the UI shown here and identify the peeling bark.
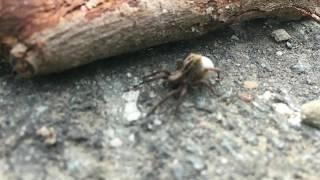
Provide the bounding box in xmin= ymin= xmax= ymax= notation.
xmin=0 ymin=0 xmax=319 ymax=77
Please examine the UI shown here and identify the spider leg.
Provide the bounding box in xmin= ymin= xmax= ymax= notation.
xmin=199 ymin=81 xmax=218 ymax=96
xmin=142 ymin=70 xmax=171 ymax=80
xmin=132 ymin=73 xmax=168 ymax=89
xmin=208 ymin=67 xmax=222 ymax=72
xmin=208 ymin=67 xmax=223 ymax=83
xmin=174 ymin=84 xmax=188 ymax=115
xmin=146 ymin=87 xmax=182 ymax=117
xmin=216 ymin=71 xmax=223 ymax=83
xmin=216 ymin=77 xmax=223 ymax=83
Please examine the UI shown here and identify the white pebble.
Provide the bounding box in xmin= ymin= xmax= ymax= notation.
xmin=276 ymin=51 xmax=283 ymax=56
xmin=126 ymin=73 xmax=132 ymax=78
xmin=272 ymin=103 xmax=294 ymax=116
xmin=110 ymin=138 xmax=123 ymax=148
xmin=128 ymin=134 xmax=135 ymax=142
xmin=259 ymin=91 xmax=274 ymax=101
xmin=122 ymin=91 xmax=141 ymax=122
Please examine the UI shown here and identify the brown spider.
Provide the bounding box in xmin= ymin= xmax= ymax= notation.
xmin=135 ymin=53 xmax=222 ymax=117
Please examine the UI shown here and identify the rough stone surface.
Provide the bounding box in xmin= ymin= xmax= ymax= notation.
xmin=0 ymin=19 xmax=320 ymax=180
xmin=301 ymin=100 xmax=320 ymax=128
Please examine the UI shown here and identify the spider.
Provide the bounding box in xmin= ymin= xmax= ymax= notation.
xmin=135 ymin=53 xmax=222 ymax=117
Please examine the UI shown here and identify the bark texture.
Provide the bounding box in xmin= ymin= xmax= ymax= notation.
xmin=0 ymin=0 xmax=319 ymax=77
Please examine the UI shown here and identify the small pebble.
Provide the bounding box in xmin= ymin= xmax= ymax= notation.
xmin=301 ymin=100 xmax=320 ymax=128
xmin=288 ymin=115 xmax=302 ymax=127
xmin=220 ymin=157 xmax=228 ymax=165
xmin=187 ymin=155 xmax=205 ymax=171
xmin=271 ymin=138 xmax=285 ymax=150
xmin=231 ymin=35 xmax=240 ymax=41
xmin=260 ymin=63 xmax=272 ymax=72
xmin=267 ymin=47 xmax=273 ymax=52
xmin=10 ymin=43 xmax=28 ymax=58
xmin=126 ymin=72 xmax=132 ymax=78
xmin=243 ymin=81 xmax=259 ymax=89
xmin=316 ymin=7 xmax=320 ymax=15
xmin=290 ymin=61 xmax=308 ymax=74
xmin=272 ymin=103 xmax=294 ymax=116
xmin=122 ymin=91 xmax=141 ymax=122
xmin=110 ymin=138 xmax=123 ymax=148
xmin=106 ymin=128 xmax=115 ymax=138
xmin=85 ymin=0 xmax=101 ymax=9
xmin=149 ymin=91 xmax=156 ymax=98
xmin=244 ymin=132 xmax=258 ymax=145
xmin=238 ymin=92 xmax=253 ymax=103
xmin=276 ymin=51 xmax=283 ymax=56
xmin=286 ymin=42 xmax=293 ymax=49
xmin=153 ymin=119 xmax=162 ymax=126
xmin=171 ymin=160 xmax=185 ymax=180
xmin=128 ymin=134 xmax=135 ymax=142
xmin=146 ymin=123 xmax=154 ymax=131
xmin=271 ymin=29 xmax=291 ymax=42
xmin=36 ymin=126 xmax=57 ymax=145
xmin=259 ymin=91 xmax=274 ymax=101
xmin=35 ymin=105 xmax=48 ymax=116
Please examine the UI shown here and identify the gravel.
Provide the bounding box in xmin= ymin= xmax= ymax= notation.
xmin=0 ymin=19 xmax=320 ymax=180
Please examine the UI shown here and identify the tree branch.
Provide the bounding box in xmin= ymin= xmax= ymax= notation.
xmin=0 ymin=0 xmax=319 ymax=77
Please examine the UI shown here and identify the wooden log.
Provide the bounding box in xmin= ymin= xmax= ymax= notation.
xmin=0 ymin=0 xmax=319 ymax=77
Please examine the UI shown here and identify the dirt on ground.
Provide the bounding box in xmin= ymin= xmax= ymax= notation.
xmin=0 ymin=19 xmax=320 ymax=180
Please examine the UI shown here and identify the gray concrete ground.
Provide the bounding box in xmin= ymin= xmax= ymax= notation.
xmin=0 ymin=19 xmax=320 ymax=180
